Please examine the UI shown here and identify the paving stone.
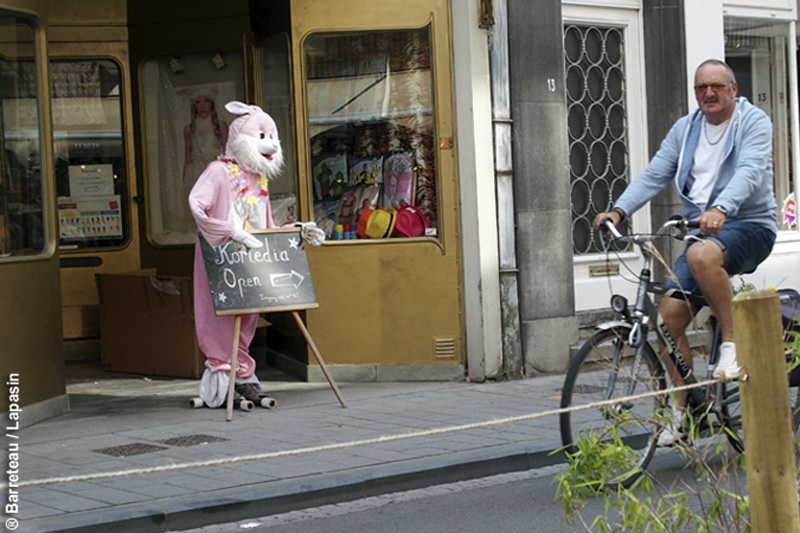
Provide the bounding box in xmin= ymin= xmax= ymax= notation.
xmin=17 ymin=372 xmax=572 ymax=530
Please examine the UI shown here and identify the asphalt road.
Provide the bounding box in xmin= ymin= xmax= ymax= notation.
xmin=180 ymin=444 xmax=747 ymax=533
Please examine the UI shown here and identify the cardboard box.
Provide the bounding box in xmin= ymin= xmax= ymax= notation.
xmin=96 ymin=269 xmax=204 ymax=378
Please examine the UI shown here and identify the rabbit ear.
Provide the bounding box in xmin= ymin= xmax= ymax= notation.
xmin=225 ymin=101 xmax=253 ymax=115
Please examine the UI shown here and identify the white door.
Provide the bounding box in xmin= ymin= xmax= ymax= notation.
xmin=563 ymin=4 xmax=651 ymax=312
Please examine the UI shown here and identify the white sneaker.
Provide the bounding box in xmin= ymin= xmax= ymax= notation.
xmin=713 ymin=342 xmax=741 ymax=381
xmin=656 ymin=406 xmax=686 ymax=447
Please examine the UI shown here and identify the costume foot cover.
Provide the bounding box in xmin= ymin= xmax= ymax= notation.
xmin=235 ymin=382 xmax=277 ymax=408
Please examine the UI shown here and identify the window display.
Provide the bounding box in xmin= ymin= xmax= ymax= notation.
xmin=0 ymin=14 xmax=46 ymax=259
xmin=304 ymin=27 xmax=438 ymax=240
xmin=142 ymin=50 xmax=245 ymax=246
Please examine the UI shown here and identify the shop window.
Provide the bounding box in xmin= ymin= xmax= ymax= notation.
xmin=256 ymin=34 xmax=297 ymax=226
xmin=53 ymin=59 xmax=129 ymax=250
xmin=141 ymin=50 xmax=245 ymax=246
xmin=303 ymin=27 xmax=438 ymax=241
xmin=0 ymin=13 xmax=46 ymax=259
xmin=724 ymin=18 xmax=794 ymax=230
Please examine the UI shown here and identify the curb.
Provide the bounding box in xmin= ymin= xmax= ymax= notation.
xmin=25 ymin=442 xmax=565 ymax=533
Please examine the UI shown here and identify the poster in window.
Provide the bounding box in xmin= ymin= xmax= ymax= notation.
xmin=312 ymin=152 xmax=347 ymax=202
xmin=335 ymin=186 xmax=359 ymax=227
xmin=314 ymin=200 xmax=338 ymax=239
xmin=349 ymin=155 xmax=383 ymax=186
xmin=383 ymin=151 xmax=416 ymax=209
xmin=58 ymin=195 xmax=123 ymax=244
xmin=354 ymin=185 xmax=380 ymax=224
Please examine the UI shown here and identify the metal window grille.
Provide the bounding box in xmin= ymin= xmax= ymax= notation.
xmin=564 ymin=24 xmax=630 ymax=255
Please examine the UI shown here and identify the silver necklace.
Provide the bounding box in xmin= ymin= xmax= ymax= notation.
xmin=703 ymin=119 xmax=730 ymax=146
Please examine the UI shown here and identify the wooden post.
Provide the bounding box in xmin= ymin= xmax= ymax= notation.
xmin=225 ymin=315 xmax=242 ymax=422
xmin=733 ymin=290 xmax=800 ymax=532
xmin=292 ymin=311 xmax=347 ymax=408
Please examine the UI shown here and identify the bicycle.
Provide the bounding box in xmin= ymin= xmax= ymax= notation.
xmin=558 ymin=216 xmax=800 ymax=489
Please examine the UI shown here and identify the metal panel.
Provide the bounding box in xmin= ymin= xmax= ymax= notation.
xmin=47 ymin=18 xmax=141 ymax=339
xmin=0 ymin=1 xmax=67 ymax=414
xmin=285 ymin=0 xmax=464 ymax=367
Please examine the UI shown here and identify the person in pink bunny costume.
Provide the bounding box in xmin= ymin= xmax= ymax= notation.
xmin=189 ymin=101 xmax=323 ymax=409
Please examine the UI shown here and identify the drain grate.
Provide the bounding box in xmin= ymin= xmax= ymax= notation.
xmin=93 ymin=443 xmax=169 ymax=457
xmin=156 ymin=434 xmax=229 ymax=447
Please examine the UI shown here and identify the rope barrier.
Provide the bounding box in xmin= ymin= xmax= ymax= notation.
xmin=5 ymin=376 xmax=725 ymax=489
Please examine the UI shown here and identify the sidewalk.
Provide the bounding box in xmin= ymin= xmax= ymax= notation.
xmin=11 ymin=363 xmax=569 ymax=533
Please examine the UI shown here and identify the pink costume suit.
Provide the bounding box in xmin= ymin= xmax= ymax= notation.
xmin=188 ymin=150 xmax=276 ymax=382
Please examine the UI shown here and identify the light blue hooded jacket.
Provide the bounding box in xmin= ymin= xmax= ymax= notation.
xmin=614 ymin=97 xmax=777 ymax=235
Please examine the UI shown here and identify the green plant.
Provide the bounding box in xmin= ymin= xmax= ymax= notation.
xmin=555 ymin=312 xmax=800 ymax=532
xmin=785 ymin=329 xmax=800 ymax=377
xmin=555 ymin=410 xmax=751 ymax=532
xmin=555 ymin=425 xmax=652 ymax=530
xmin=732 ymin=275 xmax=756 ymax=296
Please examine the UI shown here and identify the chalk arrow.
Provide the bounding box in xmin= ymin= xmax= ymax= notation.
xmin=270 ymin=270 xmax=304 ymax=289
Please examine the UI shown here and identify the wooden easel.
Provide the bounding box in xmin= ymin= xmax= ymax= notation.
xmin=291 ymin=310 xmax=347 ymax=408
xmin=225 ymin=312 xmax=347 ymax=421
xmin=225 ymin=315 xmax=243 ymax=422
xmin=199 ymin=228 xmax=344 ymax=421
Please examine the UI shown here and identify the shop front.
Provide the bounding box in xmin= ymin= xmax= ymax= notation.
xmin=133 ymin=0 xmax=466 ymax=381
xmin=0 ymin=0 xmax=469 ymax=431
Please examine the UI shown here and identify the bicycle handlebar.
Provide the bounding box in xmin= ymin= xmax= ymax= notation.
xmin=598 ymin=216 xmax=700 ymax=249
xmin=656 ymin=216 xmax=700 ymax=237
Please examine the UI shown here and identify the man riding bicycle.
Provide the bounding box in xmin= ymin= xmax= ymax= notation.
xmin=594 ymin=59 xmax=778 ymax=446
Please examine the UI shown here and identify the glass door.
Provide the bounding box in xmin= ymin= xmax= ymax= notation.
xmin=725 ymin=17 xmax=796 ymax=231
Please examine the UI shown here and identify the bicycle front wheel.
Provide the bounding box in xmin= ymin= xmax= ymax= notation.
xmin=560 ymin=326 xmax=667 ymax=489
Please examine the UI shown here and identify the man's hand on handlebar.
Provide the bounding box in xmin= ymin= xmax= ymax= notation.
xmin=593 ymin=210 xmax=625 ymax=250
xmin=593 ymin=209 xmax=623 ymax=230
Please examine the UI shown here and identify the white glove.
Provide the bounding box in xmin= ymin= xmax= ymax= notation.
xmin=232 ymin=229 xmax=263 ymax=249
xmin=296 ymin=222 xmax=325 ymax=246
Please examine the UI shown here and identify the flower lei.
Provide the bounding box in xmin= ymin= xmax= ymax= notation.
xmin=219 ymin=157 xmax=269 ymax=205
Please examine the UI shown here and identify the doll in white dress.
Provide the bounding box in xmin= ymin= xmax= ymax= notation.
xmin=183 ymin=88 xmax=228 ymax=201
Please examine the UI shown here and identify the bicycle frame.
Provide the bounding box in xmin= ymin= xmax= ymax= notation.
xmin=603 ymin=219 xmax=722 ymax=415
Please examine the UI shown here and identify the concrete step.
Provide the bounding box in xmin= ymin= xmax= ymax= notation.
xmin=569 ymin=326 xmax=712 ymax=360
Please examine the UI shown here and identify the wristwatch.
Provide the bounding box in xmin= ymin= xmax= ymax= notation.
xmin=712 ymin=205 xmax=728 ymax=216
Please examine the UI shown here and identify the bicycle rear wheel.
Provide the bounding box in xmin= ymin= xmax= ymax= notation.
xmin=713 ymin=382 xmax=744 ymax=452
xmin=560 ymin=326 xmax=667 ymax=489
xmin=716 ymin=380 xmax=800 ymax=452
xmin=792 ymin=386 xmax=800 ymax=440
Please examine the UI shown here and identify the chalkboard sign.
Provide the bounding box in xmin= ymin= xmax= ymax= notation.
xmin=199 ymin=228 xmax=318 ymax=316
